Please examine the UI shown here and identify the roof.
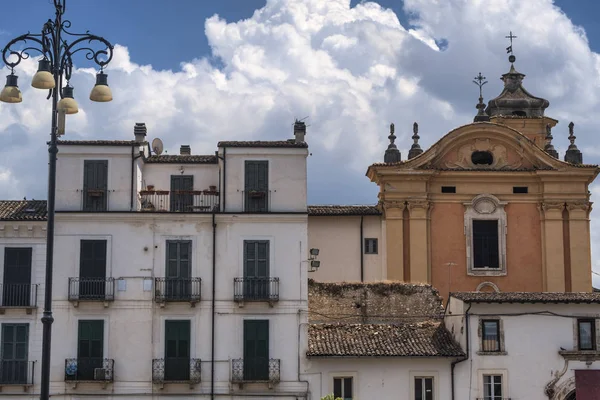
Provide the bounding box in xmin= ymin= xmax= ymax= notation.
xmin=145 ymin=155 xmax=217 ymax=164
xmin=217 ymin=140 xmax=308 ymax=148
xmin=308 ymin=205 xmax=381 ymax=216
xmin=450 ymin=292 xmax=600 ymax=304
xmin=307 ymin=321 xmax=464 ymax=358
xmin=56 ymin=140 xmax=141 ymax=146
xmin=0 ymin=200 xmax=48 ymax=221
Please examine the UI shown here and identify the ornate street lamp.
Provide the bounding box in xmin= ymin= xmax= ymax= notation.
xmin=0 ymin=1 xmax=114 ymax=399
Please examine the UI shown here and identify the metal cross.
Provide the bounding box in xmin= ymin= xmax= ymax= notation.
xmin=506 ymin=31 xmax=517 ymax=54
xmin=473 ymin=72 xmax=488 ymax=97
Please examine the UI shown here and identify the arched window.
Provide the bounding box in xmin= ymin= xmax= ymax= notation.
xmin=511 ymin=110 xmax=526 ymax=117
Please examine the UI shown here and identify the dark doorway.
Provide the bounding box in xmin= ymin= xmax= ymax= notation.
xmin=3 ymin=248 xmax=32 ymax=307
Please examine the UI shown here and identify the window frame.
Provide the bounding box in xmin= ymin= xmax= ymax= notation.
xmin=482 ymin=374 xmax=503 ymax=400
xmin=478 ymin=369 xmax=508 ymax=400
xmin=477 ymin=317 xmax=506 ymax=355
xmin=481 ymin=319 xmax=500 ymax=352
xmin=577 ymin=318 xmax=596 ymax=351
xmin=332 ymin=376 xmax=354 ymax=400
xmin=464 ymin=194 xmax=507 ymax=276
xmin=364 ymin=238 xmax=378 ymax=255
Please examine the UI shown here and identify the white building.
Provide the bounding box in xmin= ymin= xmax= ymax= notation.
xmin=0 ymin=121 xmax=312 ymax=399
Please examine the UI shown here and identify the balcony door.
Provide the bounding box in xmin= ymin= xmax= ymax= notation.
xmin=243 ymin=241 xmax=269 ymax=300
xmin=243 ymin=320 xmax=269 ymax=381
xmin=170 ymin=175 xmax=193 ymax=212
xmin=165 ymin=241 xmax=191 ymax=300
xmin=165 ymin=320 xmax=190 ymax=381
xmin=77 ymin=320 xmax=104 ymax=381
xmin=0 ymin=324 xmax=28 ymax=384
xmin=79 ymin=240 xmax=107 ymax=299
xmin=3 ymin=248 xmax=32 ymax=307
xmin=83 ymin=160 xmax=108 ymax=211
xmin=244 ymin=161 xmax=268 ymax=212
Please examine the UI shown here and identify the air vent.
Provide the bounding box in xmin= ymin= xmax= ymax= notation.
xmin=441 ymin=186 xmax=456 ymax=193
xmin=513 ymin=186 xmax=528 ymax=194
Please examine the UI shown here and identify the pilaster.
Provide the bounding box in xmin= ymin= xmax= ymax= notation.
xmin=407 ymin=200 xmax=431 ymax=284
xmin=540 ymin=201 xmax=566 ymax=292
xmin=383 ymin=200 xmax=405 ymax=281
xmin=566 ymin=201 xmax=593 ymax=292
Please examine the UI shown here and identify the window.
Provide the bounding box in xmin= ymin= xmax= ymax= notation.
xmin=578 ymin=319 xmax=596 ymax=351
xmin=243 ymin=320 xmax=269 ymax=381
xmin=83 ymin=160 xmax=108 ymax=211
xmin=242 ymin=241 xmax=270 ymax=300
xmin=165 ymin=320 xmax=191 ymax=381
xmin=364 ymin=238 xmax=378 ymax=254
xmin=481 ymin=320 xmax=501 ymax=352
xmin=473 ymin=220 xmax=499 ymax=269
xmin=78 ymin=240 xmax=107 ymax=299
xmin=512 ymin=186 xmax=528 ymax=194
xmin=3 ymin=248 xmax=32 ymax=307
xmin=441 ymin=186 xmax=456 ymax=193
xmin=244 ymin=160 xmax=269 ymax=212
xmin=77 ymin=320 xmax=104 ymax=381
xmin=333 ymin=377 xmax=353 ymax=400
xmin=0 ymin=323 xmax=29 ymax=384
xmin=483 ymin=374 xmax=503 ymax=400
xmin=414 ymin=377 xmax=434 ymax=400
xmin=170 ymin=175 xmax=194 ymax=212
xmin=165 ymin=241 xmax=192 ymax=300
xmin=471 ymin=151 xmax=493 ymax=165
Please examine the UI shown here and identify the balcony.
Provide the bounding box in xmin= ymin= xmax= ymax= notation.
xmin=233 ymin=277 xmax=279 ymax=304
xmin=0 ymin=360 xmax=35 ymax=389
xmin=231 ymin=358 xmax=280 ymax=385
xmin=81 ymin=188 xmax=109 ymax=212
xmin=152 ymin=358 xmax=201 ymax=387
xmin=65 ymin=358 xmax=114 ymax=386
xmin=154 ymin=278 xmax=201 ymax=305
xmin=68 ymin=277 xmax=115 ymax=305
xmin=140 ymin=190 xmax=219 ymax=212
xmin=242 ymin=190 xmax=271 ymax=212
xmin=0 ymin=284 xmax=38 ymax=313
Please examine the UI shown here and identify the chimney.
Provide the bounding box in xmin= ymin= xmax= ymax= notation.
xmin=134 ymin=122 xmax=147 ymax=143
xmin=294 ymin=120 xmax=306 ymax=143
xmin=180 ymin=145 xmax=191 ymax=155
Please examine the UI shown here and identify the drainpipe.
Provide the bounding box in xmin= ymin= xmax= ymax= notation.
xmin=450 ymin=302 xmax=472 ymax=400
xmin=221 ymin=147 xmax=227 ymax=211
xmin=211 ymin=212 xmax=217 ymax=400
xmin=360 ymin=216 xmax=364 ymax=282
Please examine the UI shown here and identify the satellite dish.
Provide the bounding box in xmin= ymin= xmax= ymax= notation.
xmin=152 ymin=138 xmax=164 ymax=155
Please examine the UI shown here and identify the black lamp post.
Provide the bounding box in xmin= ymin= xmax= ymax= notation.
xmin=0 ymin=1 xmax=114 ymax=398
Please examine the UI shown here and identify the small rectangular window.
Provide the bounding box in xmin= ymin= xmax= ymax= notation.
xmin=364 ymin=238 xmax=378 ymax=254
xmin=472 ymin=220 xmax=499 ymax=268
xmin=414 ymin=376 xmax=434 ymax=400
xmin=513 ymin=186 xmax=528 ymax=194
xmin=481 ymin=320 xmax=501 ymax=352
xmin=333 ymin=377 xmax=353 ymax=400
xmin=578 ymin=319 xmax=596 ymax=351
xmin=483 ymin=374 xmax=503 ymax=400
xmin=441 ymin=186 xmax=456 ymax=193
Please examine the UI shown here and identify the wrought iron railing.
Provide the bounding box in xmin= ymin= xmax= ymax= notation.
xmin=68 ymin=277 xmax=115 ymax=302
xmin=0 ymin=284 xmax=38 ymax=308
xmin=154 ymin=278 xmax=201 ymax=303
xmin=82 ymin=188 xmax=109 ymax=212
xmin=231 ymin=358 xmax=280 ymax=383
xmin=242 ymin=190 xmax=271 ymax=212
xmin=152 ymin=358 xmax=201 ymax=384
xmin=0 ymin=360 xmax=35 ymax=385
xmin=64 ymin=358 xmax=114 ymax=382
xmin=139 ymin=190 xmax=219 ymax=212
xmin=233 ymin=277 xmax=279 ymax=302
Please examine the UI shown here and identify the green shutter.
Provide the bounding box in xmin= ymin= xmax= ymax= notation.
xmin=243 ymin=320 xmax=269 ymax=380
xmin=166 ymin=241 xmax=192 ymax=278
xmin=77 ymin=320 xmax=104 ymax=359
xmin=79 ymin=240 xmax=107 ymax=278
xmin=165 ymin=320 xmax=190 ymax=358
xmin=243 ymin=241 xmax=269 ymax=278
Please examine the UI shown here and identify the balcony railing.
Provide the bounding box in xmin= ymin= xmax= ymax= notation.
xmin=152 ymin=358 xmax=201 ymax=384
xmin=68 ymin=277 xmax=115 ymax=302
xmin=65 ymin=358 xmax=114 ymax=382
xmin=231 ymin=358 xmax=280 ymax=383
xmin=140 ymin=190 xmax=219 ymax=212
xmin=0 ymin=284 xmax=38 ymax=309
xmin=81 ymin=188 xmax=109 ymax=212
xmin=481 ymin=339 xmax=501 ymax=352
xmin=233 ymin=277 xmax=279 ymax=302
xmin=0 ymin=360 xmax=35 ymax=386
xmin=154 ymin=278 xmax=201 ymax=303
xmin=242 ymin=190 xmax=271 ymax=212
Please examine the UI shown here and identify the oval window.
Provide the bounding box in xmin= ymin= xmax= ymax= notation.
xmin=471 ymin=151 xmax=493 ymax=165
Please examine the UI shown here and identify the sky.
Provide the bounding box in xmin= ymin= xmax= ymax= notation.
xmin=1 ymin=0 xmax=600 ymax=286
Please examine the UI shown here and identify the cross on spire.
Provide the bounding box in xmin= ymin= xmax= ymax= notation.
xmin=505 ymin=31 xmax=517 ymax=55
xmin=473 ymin=72 xmax=488 ymax=98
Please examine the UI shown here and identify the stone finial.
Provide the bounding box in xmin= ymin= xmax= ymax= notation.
xmin=564 ymin=121 xmax=583 ymax=164
xmin=473 ymin=72 xmax=490 ymax=122
xmin=384 ymin=123 xmax=401 ymax=163
xmin=544 ymin=124 xmax=558 ymax=158
xmin=408 ymin=122 xmax=423 ymax=159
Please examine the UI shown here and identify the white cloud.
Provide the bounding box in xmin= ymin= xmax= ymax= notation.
xmin=0 ymin=0 xmax=599 ymax=286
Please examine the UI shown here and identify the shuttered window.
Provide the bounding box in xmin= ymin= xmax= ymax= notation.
xmin=3 ymin=248 xmax=32 ymax=307
xmin=243 ymin=320 xmax=269 ymax=381
xmin=83 ymin=160 xmax=108 ymax=211
xmin=170 ymin=175 xmax=194 ymax=212
xmin=244 ymin=161 xmax=268 ymax=212
xmin=77 ymin=320 xmax=104 ymax=381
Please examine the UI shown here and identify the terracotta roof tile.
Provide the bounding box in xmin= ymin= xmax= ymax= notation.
xmin=0 ymin=200 xmax=48 ymax=221
xmin=307 ymin=321 xmax=464 ymax=357
xmin=146 ymin=155 xmax=217 ymax=164
xmin=451 ymin=292 xmax=600 ymax=304
xmin=308 ymin=205 xmax=381 ymax=216
xmin=217 ymin=140 xmax=308 ymax=148
xmin=56 ymin=140 xmax=141 ymax=146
